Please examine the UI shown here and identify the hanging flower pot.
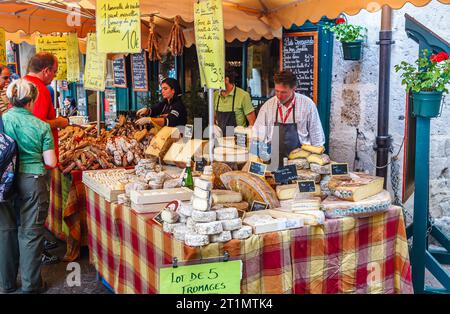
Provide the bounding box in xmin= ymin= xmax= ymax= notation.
xmin=342 ymin=40 xmax=363 ymax=61
xmin=412 ymin=91 xmax=443 ymax=118
xmin=395 ymin=50 xmax=450 ymax=118
xmin=324 ymin=17 xmax=366 ymax=61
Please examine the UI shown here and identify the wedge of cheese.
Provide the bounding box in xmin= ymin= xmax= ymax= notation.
xmin=276 ymin=184 xmax=321 ymax=200
xmin=301 ymin=144 xmax=325 ymax=155
xmin=145 ymin=127 xmax=180 ymax=159
xmin=310 ymin=163 xmax=331 ymax=175
xmin=288 ymin=148 xmax=311 ymax=160
xmin=322 ymin=190 xmax=391 ymax=218
xmin=307 ymin=154 xmax=331 ymax=166
xmin=211 ymin=190 xmax=243 ymax=204
xmin=290 ymin=197 xmax=321 ymax=211
xmin=328 ymin=173 xmax=384 ymax=202
xmin=210 ymin=146 xmax=248 ymax=163
xmin=297 ymin=169 xmax=321 ymax=183
xmin=287 ymin=158 xmax=310 ymax=170
xmin=169 ymin=139 xmax=206 ymax=167
xmin=163 ymin=140 xmax=185 ymax=165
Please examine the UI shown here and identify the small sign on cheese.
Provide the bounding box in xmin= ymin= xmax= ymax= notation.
xmin=297 ymin=180 xmax=316 ymax=193
xmin=331 ymin=163 xmax=349 ymax=176
xmin=248 ymin=161 xmax=267 ymax=177
xmin=250 ymin=201 xmax=269 ymax=211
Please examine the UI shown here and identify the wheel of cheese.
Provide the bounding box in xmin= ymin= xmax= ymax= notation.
xmin=307 ymin=154 xmax=331 ymax=166
xmin=210 ymin=231 xmax=232 ymax=243
xmin=287 ymin=158 xmax=310 ymax=170
xmin=288 ymin=148 xmax=311 ymax=160
xmin=328 ymin=173 xmax=384 ymax=202
xmin=186 ymin=217 xmax=197 ymax=232
xmin=297 ymin=169 xmax=321 ymax=183
xmin=212 ymin=162 xmax=233 ymax=189
xmin=310 ymin=163 xmax=331 ymax=175
xmin=211 ymin=190 xmax=242 ymax=204
xmin=192 ymin=196 xmax=212 ymax=211
xmin=191 ymin=209 xmax=216 ymax=222
xmin=173 ymin=225 xmax=188 ymax=241
xmin=221 ymin=218 xmax=242 ymax=231
xmin=185 ymin=232 xmax=210 ymax=247
xmin=163 ymin=222 xmax=184 ymax=234
xmin=161 ymin=209 xmax=179 ymax=224
xmin=195 ymin=221 xmax=224 ymax=235
xmin=214 ymin=207 xmax=239 ymax=220
xmin=231 ymin=226 xmax=253 ymax=240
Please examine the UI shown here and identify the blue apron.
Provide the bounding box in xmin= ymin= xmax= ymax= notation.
xmin=274 ymin=99 xmax=301 ymax=166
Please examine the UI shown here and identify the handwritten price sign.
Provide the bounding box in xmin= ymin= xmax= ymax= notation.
xmin=36 ymin=36 xmax=68 ymax=81
xmin=96 ymin=0 xmax=141 ymax=53
xmin=84 ymin=33 xmax=107 ymax=91
xmin=194 ymin=0 xmax=225 ymax=89
xmin=66 ymin=33 xmax=80 ymax=82
xmin=0 ymin=29 xmax=6 ymax=65
xmin=159 ymin=260 xmax=242 ymax=294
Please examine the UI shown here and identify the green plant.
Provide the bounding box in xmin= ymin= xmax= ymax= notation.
xmin=323 ymin=18 xmax=366 ymax=42
xmin=138 ymin=79 xmax=161 ymax=110
xmin=182 ymin=80 xmax=208 ymax=129
xmin=394 ymin=49 xmax=450 ymax=93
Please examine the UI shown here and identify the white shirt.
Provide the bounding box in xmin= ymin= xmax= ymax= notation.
xmin=252 ymin=93 xmax=325 ymax=146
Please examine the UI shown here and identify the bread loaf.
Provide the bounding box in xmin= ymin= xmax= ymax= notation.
xmin=301 ymin=144 xmax=325 ymax=155
xmin=307 ymin=154 xmax=331 ymax=166
xmin=288 ymin=148 xmax=311 ymax=159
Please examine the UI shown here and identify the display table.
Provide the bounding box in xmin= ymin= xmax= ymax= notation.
xmin=46 ymin=169 xmax=89 ymax=261
xmin=85 ymin=186 xmax=413 ymax=294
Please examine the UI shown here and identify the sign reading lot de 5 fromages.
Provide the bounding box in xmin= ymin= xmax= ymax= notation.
xmin=96 ymin=0 xmax=141 ymax=53
xmin=159 ymin=260 xmax=242 ymax=294
xmin=84 ymin=33 xmax=107 ymax=91
xmin=194 ymin=0 xmax=225 ymax=89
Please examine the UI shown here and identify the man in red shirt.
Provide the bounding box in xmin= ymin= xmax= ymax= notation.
xmin=24 ymin=52 xmax=69 ymax=159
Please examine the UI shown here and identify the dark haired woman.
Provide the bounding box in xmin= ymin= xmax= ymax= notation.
xmin=136 ymin=77 xmax=187 ymax=127
xmin=0 ymin=79 xmax=56 ymax=293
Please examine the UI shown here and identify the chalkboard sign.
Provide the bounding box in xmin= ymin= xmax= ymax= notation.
xmin=251 ymin=201 xmax=269 ymax=211
xmin=281 ymin=32 xmax=318 ymax=103
xmin=7 ymin=63 xmax=17 ymax=75
xmin=297 ymin=180 xmax=316 ymax=193
xmin=152 ymin=209 xmax=164 ymax=226
xmin=184 ymin=124 xmax=193 ymax=139
xmin=248 ymin=161 xmax=267 ymax=177
xmin=331 ymin=163 xmax=349 ymax=176
xmin=113 ymin=57 xmax=127 ymax=88
xmin=131 ymin=51 xmax=148 ymax=92
xmin=274 ymin=165 xmax=298 ymax=184
xmin=195 ymin=158 xmax=207 ymax=172
xmin=235 ymin=132 xmax=248 ymax=148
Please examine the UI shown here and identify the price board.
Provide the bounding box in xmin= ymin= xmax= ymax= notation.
xmin=297 ymin=180 xmax=316 ymax=193
xmin=112 ymin=57 xmax=127 ymax=88
xmin=36 ymin=36 xmax=68 ymax=81
xmin=248 ymin=161 xmax=266 ymax=177
xmin=0 ymin=29 xmax=6 ymax=65
xmin=84 ymin=33 xmax=107 ymax=91
xmin=250 ymin=201 xmax=269 ymax=211
xmin=235 ymin=132 xmax=248 ymax=148
xmin=131 ymin=51 xmax=148 ymax=92
xmin=331 ymin=163 xmax=349 ymax=176
xmin=273 ymin=165 xmax=298 ymax=184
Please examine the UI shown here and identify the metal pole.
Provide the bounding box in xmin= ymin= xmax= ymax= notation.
xmin=97 ymin=91 xmax=101 ymax=137
xmin=54 ymin=80 xmax=58 ymax=115
xmin=375 ymin=5 xmax=394 ymax=186
xmin=208 ymin=88 xmax=215 ymax=163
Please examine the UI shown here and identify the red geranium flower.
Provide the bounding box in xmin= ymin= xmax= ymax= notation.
xmin=436 ymin=51 xmax=449 ymax=62
xmin=336 ymin=18 xmax=346 ymax=25
xmin=431 ymin=54 xmax=438 ymax=62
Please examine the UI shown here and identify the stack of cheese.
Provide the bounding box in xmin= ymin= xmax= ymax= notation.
xmin=210 ymin=126 xmax=251 ymax=163
xmin=162 ymin=167 xmax=252 ymax=247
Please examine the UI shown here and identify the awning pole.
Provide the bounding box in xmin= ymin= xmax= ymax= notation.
xmin=375 ymin=5 xmax=394 ymax=186
xmin=97 ymin=91 xmax=101 ymax=137
xmin=208 ymin=88 xmax=215 ymax=164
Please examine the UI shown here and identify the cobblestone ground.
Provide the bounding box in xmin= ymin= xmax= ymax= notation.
xmin=2 ymin=231 xmax=449 ymax=294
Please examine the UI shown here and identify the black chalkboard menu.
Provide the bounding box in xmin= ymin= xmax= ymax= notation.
xmin=297 ymin=180 xmax=316 ymax=193
xmin=273 ymin=165 xmax=298 ymax=184
xmin=113 ymin=57 xmax=127 ymax=88
xmin=281 ymin=32 xmax=318 ymax=103
xmin=131 ymin=51 xmax=148 ymax=92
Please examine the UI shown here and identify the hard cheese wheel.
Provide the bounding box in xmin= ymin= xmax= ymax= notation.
xmin=220 ymin=171 xmax=280 ymax=209
xmin=276 ymin=184 xmax=321 ymax=200
xmin=212 ymin=162 xmax=233 ymax=189
xmin=322 ymin=190 xmax=391 ymax=218
xmin=287 ymin=158 xmax=310 ymax=170
xmin=211 ymin=190 xmax=243 ymax=204
xmin=297 ymin=169 xmax=321 ymax=183
xmin=145 ymin=127 xmax=180 ymax=159
xmin=328 ymin=173 xmax=384 ymax=202
xmin=162 ymin=140 xmax=185 ymax=165
xmin=288 ymin=148 xmax=311 ymax=159
xmin=310 ymin=163 xmax=331 ymax=175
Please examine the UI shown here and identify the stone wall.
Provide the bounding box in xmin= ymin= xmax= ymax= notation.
xmin=328 ymin=0 xmax=450 ymax=235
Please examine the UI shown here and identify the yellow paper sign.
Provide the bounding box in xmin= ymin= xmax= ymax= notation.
xmin=66 ymin=33 xmax=80 ymax=82
xmin=96 ymin=0 xmax=141 ymax=53
xmin=84 ymin=33 xmax=107 ymax=91
xmin=0 ymin=29 xmax=6 ymax=65
xmin=159 ymin=260 xmax=242 ymax=294
xmin=36 ymin=36 xmax=67 ymax=80
xmin=194 ymin=0 xmax=225 ymax=89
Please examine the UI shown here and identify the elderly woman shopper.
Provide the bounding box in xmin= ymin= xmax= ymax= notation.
xmin=0 ymin=79 xmax=57 ymax=294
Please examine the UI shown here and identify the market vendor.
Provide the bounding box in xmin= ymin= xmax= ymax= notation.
xmin=214 ymin=66 xmax=256 ymax=135
xmin=252 ymin=70 xmax=325 ymax=165
xmin=136 ymin=78 xmax=187 ymax=127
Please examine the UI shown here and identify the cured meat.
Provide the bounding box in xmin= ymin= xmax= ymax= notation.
xmin=220 ymin=171 xmax=280 ymax=209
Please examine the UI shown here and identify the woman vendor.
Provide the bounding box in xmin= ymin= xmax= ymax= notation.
xmin=136 ymin=78 xmax=187 ymax=127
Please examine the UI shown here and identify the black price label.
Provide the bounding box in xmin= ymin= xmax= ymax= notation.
xmin=297 ymin=180 xmax=316 ymax=193
xmin=184 ymin=124 xmax=193 ymax=139
xmin=251 ymin=201 xmax=269 ymax=211
xmin=248 ymin=161 xmax=267 ymax=177
xmin=274 ymin=165 xmax=298 ymax=184
xmin=195 ymin=158 xmax=206 ymax=172
xmin=235 ymin=132 xmax=248 ymax=148
xmin=152 ymin=210 xmax=164 ymax=226
xmin=331 ymin=163 xmax=349 ymax=176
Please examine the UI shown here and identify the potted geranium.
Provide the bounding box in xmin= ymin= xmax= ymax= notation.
xmin=395 ymin=49 xmax=450 ymax=118
xmin=324 ymin=17 xmax=366 ymax=60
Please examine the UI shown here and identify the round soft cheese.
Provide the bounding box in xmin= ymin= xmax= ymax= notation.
xmin=210 ymin=231 xmax=232 ymax=243
xmin=195 ymin=221 xmax=224 ymax=235
xmin=191 ymin=210 xmax=217 ymax=223
xmin=185 ymin=232 xmax=210 ymax=247
xmin=214 ymin=207 xmax=238 ymax=220
xmin=231 ymin=226 xmax=253 ymax=240
xmin=221 ymin=218 xmax=242 ymax=231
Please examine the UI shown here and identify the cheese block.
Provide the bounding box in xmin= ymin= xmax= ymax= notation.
xmin=194 ymin=177 xmax=213 ymax=191
xmin=232 ymin=226 xmax=253 ymax=240
xmin=216 ymin=136 xmax=237 ymax=149
xmin=161 ymin=209 xmax=179 ymax=224
xmin=192 ymin=196 xmax=212 ymax=211
xmin=310 ymin=163 xmax=331 ymax=175
xmin=320 ymin=175 xmax=332 ymax=191
xmin=288 ymin=148 xmax=311 ymax=160
xmin=211 ymin=146 xmax=248 ymax=163
xmin=186 ymin=217 xmax=197 ymax=232
xmin=276 ymin=184 xmax=322 ymax=200
xmin=179 ymin=214 xmax=188 ymax=223
xmin=328 ymin=173 xmax=384 ymax=202
xmin=194 ymin=187 xmax=211 ymax=200
xmin=286 ymin=158 xmax=310 ymax=170
xmin=297 ymin=169 xmax=321 ymax=183
xmin=163 ymin=222 xmax=183 ymax=234
xmin=195 ymin=221 xmax=224 ymax=235
xmin=301 ymin=144 xmax=325 ymax=155
xmin=221 ymin=218 xmax=243 ymax=231
xmin=214 ymin=207 xmax=239 ymax=220
xmin=173 ymin=225 xmax=188 ymax=241
xmin=220 ymin=171 xmax=280 ymax=209
xmin=178 ymin=203 xmax=193 ymax=217
xmin=322 ymin=190 xmax=391 ymax=218
xmin=212 ymin=162 xmax=233 ymax=189
xmin=130 ymin=188 xmax=193 ymax=205
xmin=210 ymin=231 xmax=232 ymax=243
xmin=291 ymin=197 xmax=321 ymax=211
xmin=191 ymin=209 xmax=216 ymax=222
xmin=185 ymin=232 xmax=210 ymax=247
xmin=223 ymin=201 xmax=249 ymax=211
xmin=145 ymin=126 xmax=180 ymax=159
xmin=211 ymin=190 xmax=243 ymax=204
xmin=171 ymin=139 xmax=207 ymax=167
xmin=162 ymin=140 xmax=185 ymax=165
xmin=307 ymin=154 xmax=331 ymax=166
xmin=272 ymin=208 xmax=325 ymax=225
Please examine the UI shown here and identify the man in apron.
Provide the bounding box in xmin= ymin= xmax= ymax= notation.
xmin=214 ymin=67 xmax=256 ymax=136
xmin=251 ymin=70 xmax=325 ymax=169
